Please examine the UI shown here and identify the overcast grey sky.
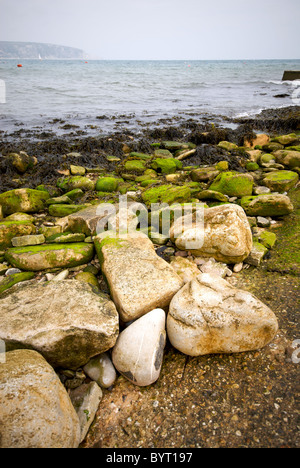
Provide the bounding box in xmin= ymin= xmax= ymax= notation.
xmin=0 ymin=0 xmax=299 ymax=60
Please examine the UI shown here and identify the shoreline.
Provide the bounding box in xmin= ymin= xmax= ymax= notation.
xmin=1 ymin=105 xmax=299 ymax=194
xmin=0 ymin=104 xmax=299 ymax=448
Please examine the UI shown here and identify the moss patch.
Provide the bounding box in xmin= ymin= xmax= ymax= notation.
xmin=0 ymin=272 xmax=35 ymax=296
xmin=141 ymin=184 xmax=191 ymax=207
xmin=209 ymin=171 xmax=253 ymax=197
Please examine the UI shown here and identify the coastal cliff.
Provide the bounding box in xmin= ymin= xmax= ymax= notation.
xmin=0 ymin=41 xmax=86 ymax=60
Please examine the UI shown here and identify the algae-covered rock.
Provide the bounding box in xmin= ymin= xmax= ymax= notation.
xmin=262 ymin=142 xmax=284 ymax=153
xmin=45 ymin=232 xmax=86 ymax=244
xmin=57 ymin=176 xmax=95 ymax=192
xmin=95 ymin=177 xmax=119 ymax=192
xmin=197 ymin=190 xmax=229 ymax=202
xmin=190 ymin=167 xmax=219 ymax=182
xmin=0 ymin=281 xmax=119 ymax=369
xmin=273 ymin=150 xmax=300 ymax=169
xmin=12 ymin=234 xmax=45 ymax=247
xmin=151 ymin=158 xmax=182 ymax=174
xmin=241 ymin=194 xmax=294 ymax=217
xmin=272 ymin=133 xmax=299 ymax=146
xmin=0 ymin=188 xmax=50 ymax=215
xmin=142 ymin=184 xmax=191 ymax=207
xmin=8 ymin=151 xmax=37 ymax=174
xmin=75 ymin=271 xmax=100 ymax=290
xmin=209 ymin=171 xmax=254 ymax=197
xmin=5 ymin=243 xmax=94 ymax=271
xmin=48 ymin=204 xmax=88 ymax=217
xmin=262 ymin=170 xmax=299 ymax=193
xmin=0 ymin=350 xmax=81 ymax=448
xmin=0 ymin=271 xmax=35 ymax=296
xmin=217 ymin=141 xmax=239 ymax=151
xmin=259 ymin=231 xmax=277 ymax=249
xmin=162 ymin=141 xmax=192 ymax=151
xmin=124 ymin=160 xmax=147 ymax=173
xmin=0 ymin=221 xmax=35 ymax=250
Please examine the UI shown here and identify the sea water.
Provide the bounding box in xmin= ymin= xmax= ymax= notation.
xmin=0 ymin=59 xmax=299 ymax=136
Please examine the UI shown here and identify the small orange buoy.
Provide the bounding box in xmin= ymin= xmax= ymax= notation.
xmin=85 ymin=61 xmax=88 ymax=64
xmin=17 ymin=64 xmax=23 ymax=68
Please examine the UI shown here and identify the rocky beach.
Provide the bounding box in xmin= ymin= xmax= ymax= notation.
xmin=0 ymin=105 xmax=299 ymax=449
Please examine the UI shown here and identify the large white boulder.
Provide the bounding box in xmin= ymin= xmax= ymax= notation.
xmin=167 ymin=273 xmax=278 ymax=356
xmin=169 ymin=204 xmax=252 ymax=264
xmin=112 ymin=308 xmax=166 ymax=386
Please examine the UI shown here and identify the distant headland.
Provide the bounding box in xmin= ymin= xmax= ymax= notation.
xmin=0 ymin=41 xmax=87 ymax=59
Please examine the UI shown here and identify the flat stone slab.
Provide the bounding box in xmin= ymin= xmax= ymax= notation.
xmin=0 ymin=280 xmax=119 ymax=369
xmin=4 ymin=243 xmax=94 ymax=271
xmin=94 ymin=232 xmax=184 ymax=322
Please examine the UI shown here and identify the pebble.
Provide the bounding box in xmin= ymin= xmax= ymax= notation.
xmin=5 ymin=268 xmax=22 ymax=276
xmin=257 ymin=216 xmax=270 ymax=228
xmin=83 ymin=352 xmax=117 ymax=389
xmin=233 ymin=263 xmax=243 ymax=273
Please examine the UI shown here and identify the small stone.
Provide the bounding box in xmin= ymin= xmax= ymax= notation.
xmin=5 ymin=268 xmax=22 ymax=276
xmin=257 ymin=216 xmax=270 ymax=228
xmin=70 ymin=165 xmax=86 ymax=176
xmin=253 ymin=186 xmax=271 ymax=195
xmin=51 ymin=270 xmax=69 ymax=281
xmin=170 ymin=256 xmax=200 ymax=284
xmin=199 ymin=258 xmax=229 ymax=278
xmin=112 ymin=308 xmax=166 ymax=386
xmin=83 ymin=352 xmax=117 ymax=388
xmin=244 ymin=241 xmax=269 ymax=266
xmin=69 ymin=382 xmax=102 ymax=444
xmin=233 ymin=263 xmax=243 ymax=273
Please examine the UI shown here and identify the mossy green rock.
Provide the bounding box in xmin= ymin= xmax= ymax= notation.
xmin=5 ymin=243 xmax=94 ymax=271
xmin=0 ymin=272 xmax=35 ymax=296
xmin=46 ymin=232 xmax=86 ymax=244
xmin=259 ymin=231 xmax=277 ymax=249
xmin=246 ymin=162 xmax=260 ymax=171
xmin=48 ymin=204 xmax=88 ymax=217
xmin=262 ymin=142 xmax=284 ymax=153
xmin=124 ymin=160 xmax=147 ymax=173
xmin=217 ymin=141 xmax=238 ymax=151
xmin=241 ymin=194 xmax=294 ymax=217
xmin=57 ymin=177 xmax=95 ymax=192
xmin=190 ymin=167 xmax=219 ymax=182
xmin=209 ymin=171 xmax=253 ymax=197
xmin=0 ymin=189 xmax=50 ymax=216
xmin=197 ymin=190 xmax=229 ymax=202
xmin=95 ymin=177 xmax=119 ymax=193
xmin=260 ymin=153 xmax=275 ymax=164
xmin=162 ymin=141 xmax=193 ymax=151
xmin=262 ymin=170 xmax=299 ymax=193
xmin=0 ymin=221 xmax=35 ymax=249
xmin=151 ymin=158 xmax=182 ymax=175
xmin=272 ymin=133 xmax=299 ymax=146
xmin=75 ymin=272 xmax=100 ymax=290
xmin=129 ymin=152 xmax=153 ymax=160
xmin=273 ymin=150 xmax=300 ymax=169
xmin=141 ymin=184 xmax=191 ymax=207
